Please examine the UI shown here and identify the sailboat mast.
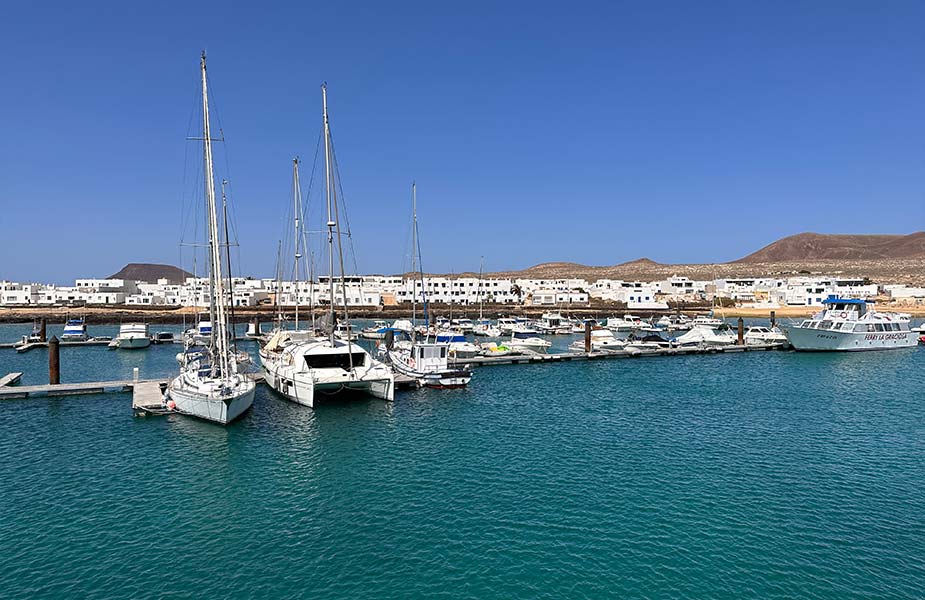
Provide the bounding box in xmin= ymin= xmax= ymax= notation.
xmin=322 ymin=84 xmax=336 ymax=346
xmin=411 ymin=182 xmax=417 ymax=338
xmin=478 ymin=256 xmax=484 ymax=320
xmin=200 ymin=51 xmax=229 ymax=377
xmin=293 ymin=157 xmax=301 ymax=330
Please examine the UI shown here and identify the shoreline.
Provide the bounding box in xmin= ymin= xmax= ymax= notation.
xmin=3 ymin=303 xmax=924 ymax=324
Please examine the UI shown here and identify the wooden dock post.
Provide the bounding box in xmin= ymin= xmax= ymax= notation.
xmin=39 ymin=318 xmax=47 ymax=342
xmin=48 ymin=335 xmax=60 ymax=384
xmin=584 ymin=320 xmax=592 ymax=353
xmin=770 ymin=310 xmax=776 ymax=328
xmin=385 ymin=329 xmax=395 ymax=349
xmin=737 ymin=317 xmax=744 ymax=345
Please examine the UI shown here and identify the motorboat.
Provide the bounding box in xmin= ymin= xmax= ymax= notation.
xmin=783 ymin=297 xmax=916 ymax=351
xmin=536 ymin=312 xmax=571 ymax=334
xmin=569 ymin=326 xmax=626 ymax=352
xmin=472 ymin=318 xmax=501 ymax=337
xmin=387 ymin=338 xmax=471 ymax=388
xmin=497 ymin=317 xmax=518 ymax=334
xmin=744 ymin=326 xmax=787 ymax=346
xmin=451 ymin=318 xmax=475 ymax=333
xmin=691 ymin=315 xmax=725 ymax=328
xmin=673 ymin=323 xmax=736 ymax=347
xmin=506 ymin=330 xmax=552 ymax=354
xmin=109 ymin=323 xmax=151 ymax=349
xmin=334 ymin=321 xmax=357 ymax=341
xmin=360 ymin=320 xmax=390 ymax=340
xmin=152 ymin=331 xmax=176 ymax=344
xmin=604 ymin=316 xmax=636 ymax=338
xmin=61 ymin=317 xmax=89 ymax=342
xmin=183 ymin=320 xmax=213 ymax=346
xmin=435 ymin=331 xmax=481 ymax=359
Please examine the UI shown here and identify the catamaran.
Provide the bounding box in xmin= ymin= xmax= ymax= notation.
xmin=783 ymin=296 xmax=916 ymax=351
xmin=164 ymin=52 xmax=255 ymax=424
xmin=260 ymin=84 xmax=394 ymax=408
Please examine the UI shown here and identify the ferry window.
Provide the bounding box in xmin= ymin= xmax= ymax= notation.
xmin=874 ymin=324 xmax=884 ymax=332
xmin=854 ymin=324 xmax=867 ymax=332
xmin=820 ymin=320 xmax=833 ymax=329
xmin=841 ymin=323 xmax=853 ymax=331
xmin=891 ymin=323 xmax=900 ymax=331
xmin=440 ymin=347 xmax=447 ymax=358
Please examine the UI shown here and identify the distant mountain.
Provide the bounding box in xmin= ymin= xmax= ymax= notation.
xmin=736 ymin=232 xmax=925 ymax=263
xmin=108 ymin=263 xmax=192 ymax=284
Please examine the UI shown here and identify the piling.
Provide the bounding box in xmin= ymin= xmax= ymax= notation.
xmin=133 ymin=367 xmax=139 ymax=383
xmin=385 ymin=329 xmax=395 ymax=350
xmin=770 ymin=310 xmax=776 ymax=328
xmin=39 ymin=318 xmax=47 ymax=342
xmin=737 ymin=317 xmax=744 ymax=345
xmin=48 ymin=336 xmax=60 ymax=384
xmin=584 ymin=321 xmax=592 ymax=353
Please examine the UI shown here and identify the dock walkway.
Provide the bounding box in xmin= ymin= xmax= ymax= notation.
xmin=0 ymin=372 xmax=23 ymax=387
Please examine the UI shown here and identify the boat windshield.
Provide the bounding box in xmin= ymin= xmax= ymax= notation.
xmin=303 ymin=352 xmax=366 ymax=370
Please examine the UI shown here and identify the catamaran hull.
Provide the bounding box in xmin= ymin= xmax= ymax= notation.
xmin=784 ymin=327 xmax=917 ymax=351
xmin=262 ymin=362 xmax=394 ymax=409
xmin=166 ymin=381 xmax=255 ymax=424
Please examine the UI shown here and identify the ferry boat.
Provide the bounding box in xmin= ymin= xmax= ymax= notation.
xmin=783 ymin=297 xmax=916 ymax=351
xmin=61 ymin=317 xmax=89 ymax=342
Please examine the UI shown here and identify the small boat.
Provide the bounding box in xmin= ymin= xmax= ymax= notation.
xmin=183 ymin=320 xmax=213 ymax=346
xmin=387 ymin=339 xmax=472 ymax=388
xmin=497 ymin=317 xmax=518 ymax=335
xmin=451 ymin=318 xmax=475 ymax=333
xmin=673 ymin=323 xmax=736 ymax=347
xmin=151 ymin=331 xmax=176 ymax=344
xmin=691 ymin=315 xmax=725 ymax=328
xmin=109 ymin=323 xmax=151 ymax=349
xmin=536 ymin=312 xmax=572 ymax=335
xmin=479 ymin=342 xmax=513 ymax=357
xmin=61 ymin=317 xmax=89 ymax=342
xmin=472 ymin=319 xmax=501 ymax=337
xmin=744 ymin=326 xmax=787 ymax=346
xmin=245 ymin=322 xmax=263 ymax=339
xmin=360 ymin=320 xmax=390 ymax=340
xmin=435 ymin=331 xmax=481 ymax=359
xmin=569 ymin=325 xmax=626 ymax=352
xmin=506 ymin=329 xmax=552 ymax=354
xmin=783 ymin=297 xmax=917 ymax=351
xmin=334 ymin=321 xmax=358 ymax=341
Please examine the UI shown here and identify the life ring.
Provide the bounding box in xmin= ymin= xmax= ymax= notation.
xmin=839 ymin=312 xmax=847 ymax=319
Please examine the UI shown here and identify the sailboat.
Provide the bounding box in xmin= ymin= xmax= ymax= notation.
xmin=260 ymin=84 xmax=394 ymax=408
xmin=165 ymin=52 xmax=256 ymax=425
xmin=472 ymin=257 xmax=501 ymax=337
xmin=385 ymin=183 xmax=472 ymax=388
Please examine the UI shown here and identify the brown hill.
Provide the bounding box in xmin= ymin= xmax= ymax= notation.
xmin=737 ymin=232 xmax=925 ymax=263
xmin=108 ymin=263 xmax=192 ymax=284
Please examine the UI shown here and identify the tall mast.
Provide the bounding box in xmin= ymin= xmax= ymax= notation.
xmin=411 ymin=182 xmax=417 ymax=339
xmin=478 ymin=256 xmax=484 ymax=320
xmin=322 ymin=84 xmax=336 ymax=346
xmin=292 ymin=157 xmax=301 ymax=330
xmin=200 ymin=51 xmax=229 ymax=377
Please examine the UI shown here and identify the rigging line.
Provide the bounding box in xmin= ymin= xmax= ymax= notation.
xmin=326 ymin=127 xmax=360 ymax=276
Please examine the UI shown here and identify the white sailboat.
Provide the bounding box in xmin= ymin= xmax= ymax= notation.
xmin=165 ymin=52 xmax=255 ymax=425
xmin=386 ymin=183 xmax=472 ymax=388
xmin=260 ymin=84 xmax=394 ymax=408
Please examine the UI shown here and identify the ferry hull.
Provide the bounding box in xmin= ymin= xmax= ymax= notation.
xmin=784 ymin=327 xmax=917 ymax=351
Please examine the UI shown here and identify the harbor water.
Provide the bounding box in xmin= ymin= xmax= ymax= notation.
xmin=1 ymin=322 xmax=924 ymax=598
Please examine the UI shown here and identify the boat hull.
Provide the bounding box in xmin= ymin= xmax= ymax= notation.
xmin=167 ymin=379 xmax=255 ymax=424
xmin=784 ymin=326 xmax=918 ymax=351
xmin=115 ymin=336 xmax=151 ymax=349
xmin=262 ymin=359 xmax=394 ymax=408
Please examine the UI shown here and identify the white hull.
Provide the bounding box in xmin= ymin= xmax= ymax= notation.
xmin=112 ymin=335 xmax=151 ymax=349
xmin=263 ymin=363 xmax=393 ymax=408
xmin=167 ymin=378 xmax=255 ymax=424
xmin=784 ymin=327 xmax=917 ymax=351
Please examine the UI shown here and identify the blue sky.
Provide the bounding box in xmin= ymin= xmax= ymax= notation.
xmin=2 ymin=1 xmax=925 ymax=283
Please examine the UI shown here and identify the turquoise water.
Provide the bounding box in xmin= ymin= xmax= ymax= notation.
xmin=1 ymin=323 xmax=924 ymax=598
